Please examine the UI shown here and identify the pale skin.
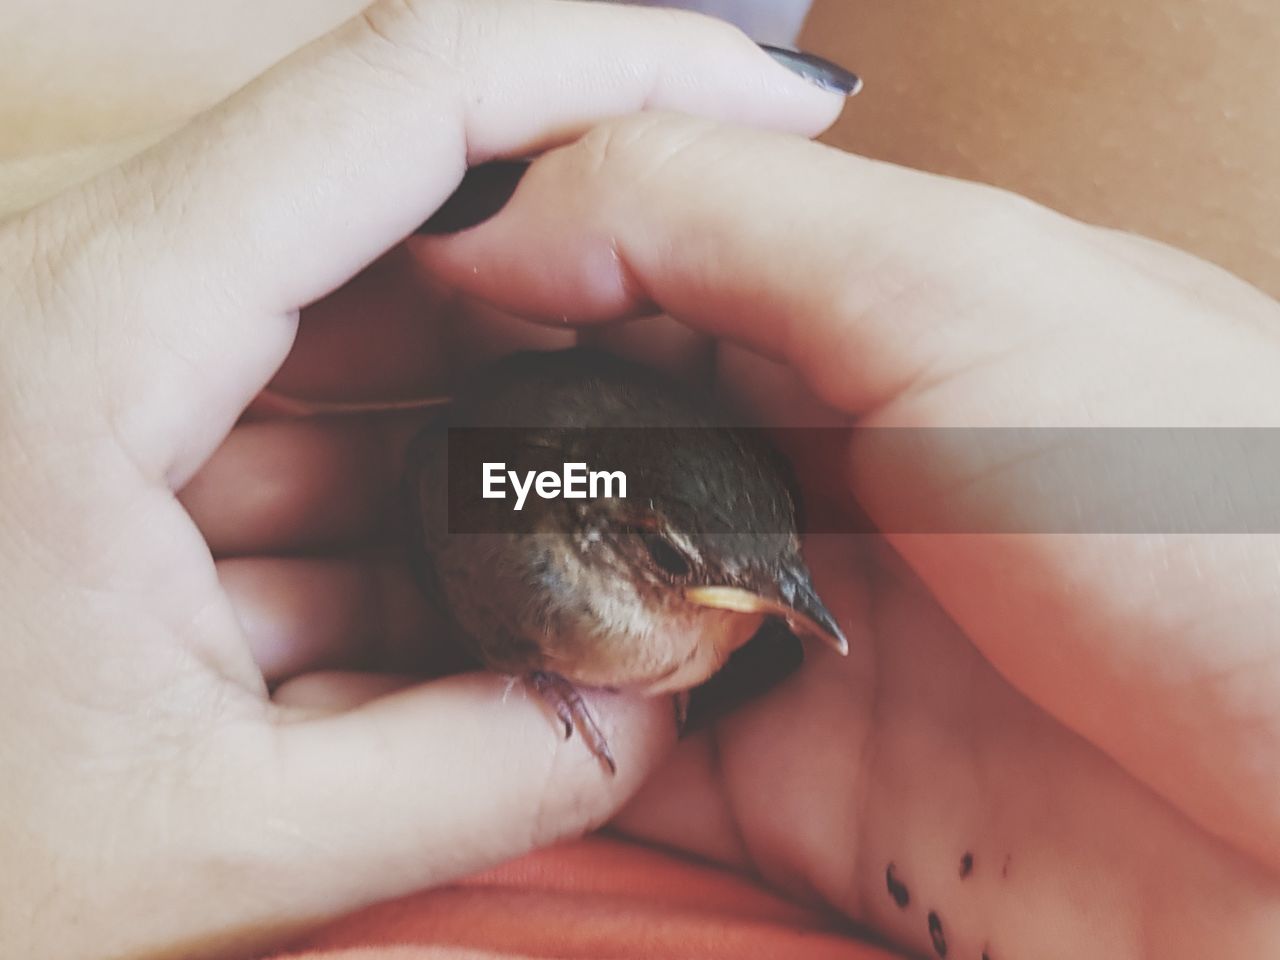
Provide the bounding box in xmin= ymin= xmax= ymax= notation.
xmin=2 ymin=2 xmax=1279 ymax=960
xmin=416 ymin=115 xmax=1280 ymax=958
xmin=0 ymin=2 xmax=843 ymax=957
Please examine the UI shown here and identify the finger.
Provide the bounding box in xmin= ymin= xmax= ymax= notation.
xmin=273 ymin=670 xmax=421 ymax=711
xmin=269 ymin=246 xmax=456 ymax=404
xmin=715 ymin=344 xmax=848 ymax=429
xmin=257 ymin=675 xmax=674 ymax=925
xmin=281 ymin=271 xmax=709 ymax=408
xmin=612 ymin=729 xmax=752 ymax=871
xmin=268 ymin=245 xmax=576 ymax=405
xmin=32 ymin=1 xmax=847 ymax=485
xmin=409 ymin=111 xmax=1088 ymax=417
xmin=579 ymin=313 xmax=717 ymax=384
xmin=271 ymin=246 xmax=572 ymax=402
xmin=218 ymin=556 xmax=447 ymax=683
xmin=180 ymin=418 xmax=413 ymax=557
xmin=429 ymin=292 xmax=578 ymax=378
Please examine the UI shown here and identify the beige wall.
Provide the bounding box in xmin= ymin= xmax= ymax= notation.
xmin=0 ymin=0 xmax=367 ymax=214
xmin=804 ymin=0 xmax=1280 ymax=297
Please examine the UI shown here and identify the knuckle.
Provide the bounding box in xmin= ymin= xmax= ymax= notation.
xmin=0 ymin=206 xmax=87 ymax=394
xmin=947 ymin=180 xmax=1055 ymax=266
xmin=842 ymin=178 xmax=1054 ymax=321
xmin=0 ymin=183 xmax=152 ymax=463
xmin=639 ymin=3 xmax=750 ymax=50
xmin=14 ymin=176 xmax=138 ymax=321
xmin=354 ymin=0 xmax=481 ymax=76
xmin=823 ymin=177 xmax=1052 ymax=330
xmin=574 ymin=114 xmax=728 ymax=189
xmin=971 ymin=183 xmax=1044 ymax=238
xmin=348 ymin=0 xmax=520 ymax=124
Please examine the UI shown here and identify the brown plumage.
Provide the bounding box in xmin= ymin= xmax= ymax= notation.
xmin=404 ymin=348 xmax=845 ymax=772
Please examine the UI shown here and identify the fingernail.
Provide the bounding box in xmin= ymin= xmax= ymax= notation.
xmin=416 ymin=47 xmax=859 ymax=238
xmin=758 ymin=43 xmax=863 ymax=97
xmin=415 ymin=159 xmax=532 ymax=236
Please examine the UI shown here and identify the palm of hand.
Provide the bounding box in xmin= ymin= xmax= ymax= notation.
xmin=621 ymin=515 xmax=1279 ymax=960
xmin=612 ymin=338 xmax=1280 ymax=959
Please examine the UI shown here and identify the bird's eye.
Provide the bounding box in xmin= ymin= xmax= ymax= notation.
xmin=642 ymin=533 xmax=691 ymax=577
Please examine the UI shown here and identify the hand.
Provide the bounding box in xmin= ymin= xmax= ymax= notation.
xmin=0 ymin=5 xmax=844 ymax=957
xmin=413 ymin=113 xmax=1280 ymax=958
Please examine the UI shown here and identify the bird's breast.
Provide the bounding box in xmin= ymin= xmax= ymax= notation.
xmin=541 ymin=600 xmax=767 ymax=695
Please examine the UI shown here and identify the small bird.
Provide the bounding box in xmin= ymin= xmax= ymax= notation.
xmin=403 ymin=348 xmax=847 ymax=772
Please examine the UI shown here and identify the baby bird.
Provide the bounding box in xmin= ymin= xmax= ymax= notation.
xmin=403 ymin=349 xmax=846 ymax=772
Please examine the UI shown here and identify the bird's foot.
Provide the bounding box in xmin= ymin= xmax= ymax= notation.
xmin=527 ymin=671 xmax=617 ymax=775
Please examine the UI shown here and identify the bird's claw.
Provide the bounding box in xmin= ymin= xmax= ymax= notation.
xmin=673 ymin=691 xmax=690 ymax=739
xmin=527 ymin=671 xmax=617 ymax=775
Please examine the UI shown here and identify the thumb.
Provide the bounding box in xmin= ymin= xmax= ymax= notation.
xmin=228 ymin=675 xmax=674 ymax=947
xmin=407 ymin=110 xmax=1096 ymax=416
xmin=18 ymin=0 xmax=845 ymax=487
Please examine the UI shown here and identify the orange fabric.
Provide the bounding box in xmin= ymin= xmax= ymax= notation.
xmin=269 ymin=837 xmax=902 ymax=960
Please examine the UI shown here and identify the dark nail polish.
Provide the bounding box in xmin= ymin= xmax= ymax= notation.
xmin=415 ymin=159 xmax=531 ymax=236
xmin=759 ymin=44 xmax=863 ymax=97
xmin=416 ymin=46 xmax=858 ymax=238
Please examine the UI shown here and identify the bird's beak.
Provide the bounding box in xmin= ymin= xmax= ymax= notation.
xmin=685 ymin=566 xmax=848 ymax=656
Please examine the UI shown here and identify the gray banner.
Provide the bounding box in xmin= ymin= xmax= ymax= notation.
xmin=437 ymin=427 xmax=1280 ymax=534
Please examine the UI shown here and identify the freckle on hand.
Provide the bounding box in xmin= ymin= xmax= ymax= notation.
xmin=927 ymin=911 xmax=947 ymax=958
xmin=959 ymin=851 xmax=974 ymax=879
xmin=885 ymin=862 xmax=910 ymax=908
